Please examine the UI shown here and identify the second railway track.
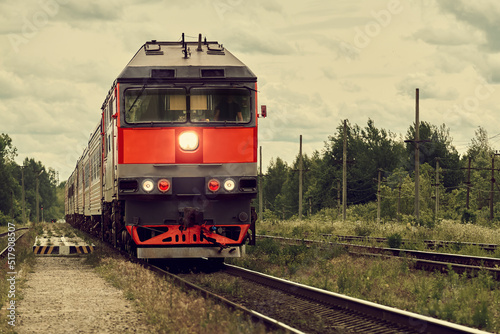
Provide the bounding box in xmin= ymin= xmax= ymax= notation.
xmin=170 ymin=261 xmax=490 ymax=334
xmin=258 ymin=235 xmax=500 ymax=280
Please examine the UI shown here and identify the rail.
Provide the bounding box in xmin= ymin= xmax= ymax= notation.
xmin=322 ymin=234 xmax=498 ymax=252
xmin=258 ymin=235 xmax=500 ymax=281
xmin=222 ymin=263 xmax=490 ymax=334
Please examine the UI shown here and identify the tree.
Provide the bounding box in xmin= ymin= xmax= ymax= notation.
xmin=463 ymin=127 xmax=496 ymax=212
xmin=263 ymin=157 xmax=289 ymax=214
xmin=405 ymin=122 xmax=463 ymax=191
xmin=0 ymin=134 xmax=19 ymax=220
xmin=279 ymin=153 xmax=313 ymax=219
xmin=20 ymin=158 xmax=57 ymax=222
xmin=320 ymin=119 xmax=405 ymax=207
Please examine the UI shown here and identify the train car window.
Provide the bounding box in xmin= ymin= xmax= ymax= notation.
xmin=108 ymin=98 xmax=114 ymax=122
xmin=190 ymin=88 xmax=251 ymax=123
xmin=124 ymin=88 xmax=187 ymax=123
xmin=84 ymin=162 xmax=90 ymax=189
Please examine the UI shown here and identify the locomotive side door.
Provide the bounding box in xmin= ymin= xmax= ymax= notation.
xmin=103 ymin=96 xmax=116 ymax=201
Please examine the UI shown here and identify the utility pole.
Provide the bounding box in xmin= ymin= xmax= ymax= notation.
xmin=259 ymin=146 xmax=263 ymax=223
xmin=10 ymin=190 xmax=14 ymax=218
xmin=490 ymin=152 xmax=500 ymax=220
xmin=36 ymin=171 xmax=40 ymax=224
xmin=36 ymin=169 xmax=43 ymax=224
xmin=377 ymin=169 xmax=382 ymax=223
xmin=299 ymin=135 xmax=303 ymax=220
xmin=21 ymin=165 xmax=26 ymax=224
xmin=404 ymin=89 xmax=429 ymax=222
xmin=337 ymin=180 xmax=341 ymax=217
xmin=414 ymin=88 xmax=420 ymax=222
xmin=435 ymin=158 xmax=440 ymax=217
xmin=397 ymin=175 xmax=402 ymax=223
xmin=342 ymin=120 xmax=347 ymax=222
xmin=466 ymin=157 xmax=472 ymax=209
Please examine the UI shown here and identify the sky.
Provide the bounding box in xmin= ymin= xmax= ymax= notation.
xmin=1 ymin=0 xmax=499 ymax=181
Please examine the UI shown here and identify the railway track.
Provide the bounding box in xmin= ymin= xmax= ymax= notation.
xmin=0 ymin=227 xmax=30 ymax=258
xmin=172 ymin=261 xmax=489 ymax=334
xmin=71 ymin=225 xmax=492 ymax=333
xmin=0 ymin=227 xmax=30 ymax=238
xmin=142 ymin=259 xmax=303 ymax=333
xmin=322 ymin=234 xmax=498 ymax=252
xmin=258 ymin=235 xmax=500 ymax=281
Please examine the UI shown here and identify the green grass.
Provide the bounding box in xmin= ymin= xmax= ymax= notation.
xmin=0 ymin=227 xmax=36 ymax=334
xmin=230 ymin=217 xmax=500 ymax=332
xmin=92 ymin=253 xmax=271 ymax=333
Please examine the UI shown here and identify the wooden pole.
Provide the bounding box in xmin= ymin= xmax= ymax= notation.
xmin=21 ymin=166 xmax=26 ymax=224
xmin=397 ymin=175 xmax=401 ymax=222
xmin=36 ymin=172 xmax=40 ymax=224
xmin=466 ymin=157 xmax=471 ymax=210
xmin=490 ymin=154 xmax=496 ymax=221
xmin=299 ymin=135 xmax=303 ymax=220
xmin=342 ymin=120 xmax=347 ymax=221
xmin=377 ymin=169 xmax=381 ymax=223
xmin=259 ymin=146 xmax=263 ymax=223
xmin=414 ymin=89 xmax=420 ymax=222
xmin=435 ymin=158 xmax=440 ymax=217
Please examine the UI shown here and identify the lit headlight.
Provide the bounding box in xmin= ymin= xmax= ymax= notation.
xmin=179 ymin=131 xmax=199 ymax=151
xmin=142 ymin=179 xmax=154 ymax=192
xmin=223 ymin=178 xmax=235 ymax=191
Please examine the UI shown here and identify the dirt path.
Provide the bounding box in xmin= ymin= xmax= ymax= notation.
xmin=17 ymin=257 xmax=151 ymax=333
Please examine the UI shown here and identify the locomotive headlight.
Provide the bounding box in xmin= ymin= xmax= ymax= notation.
xmin=142 ymin=179 xmax=154 ymax=192
xmin=179 ymin=131 xmax=199 ymax=151
xmin=223 ymin=178 xmax=235 ymax=192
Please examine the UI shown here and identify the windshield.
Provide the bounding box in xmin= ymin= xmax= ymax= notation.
xmin=124 ymin=87 xmax=252 ymax=124
xmin=190 ymin=88 xmax=251 ymax=123
xmin=125 ymin=88 xmax=187 ymax=123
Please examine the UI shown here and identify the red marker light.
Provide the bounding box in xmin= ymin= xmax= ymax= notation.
xmin=208 ymin=179 xmax=220 ymax=192
xmin=158 ymin=179 xmax=170 ymax=192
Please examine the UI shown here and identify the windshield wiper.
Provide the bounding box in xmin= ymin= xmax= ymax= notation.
xmin=128 ymin=85 xmax=147 ymax=113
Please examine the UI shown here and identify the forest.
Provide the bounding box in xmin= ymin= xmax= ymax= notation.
xmin=259 ymin=119 xmax=500 ymax=227
xmin=0 ymin=133 xmax=63 ymax=226
xmin=1 ymin=118 xmax=499 ymax=228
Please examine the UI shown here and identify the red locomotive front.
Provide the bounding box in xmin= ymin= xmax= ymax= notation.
xmin=94 ymin=37 xmax=260 ymax=258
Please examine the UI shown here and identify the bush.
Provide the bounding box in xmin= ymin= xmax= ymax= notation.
xmin=0 ymin=211 xmax=10 ymax=226
xmin=387 ymin=233 xmax=402 ymax=248
xmin=415 ymin=211 xmax=436 ymax=228
xmin=461 ymin=209 xmax=477 ymax=224
xmin=353 ymin=222 xmax=372 ymax=236
xmin=348 ymin=202 xmax=377 ymax=222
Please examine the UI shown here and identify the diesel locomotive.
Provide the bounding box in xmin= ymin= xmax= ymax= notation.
xmin=65 ymin=34 xmax=263 ymax=259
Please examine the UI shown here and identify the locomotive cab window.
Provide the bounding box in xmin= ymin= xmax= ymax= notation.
xmin=190 ymin=88 xmax=251 ymax=123
xmin=125 ymin=88 xmax=187 ymax=123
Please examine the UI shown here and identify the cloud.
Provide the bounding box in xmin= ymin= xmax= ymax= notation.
xmin=437 ymin=0 xmax=500 ymax=52
xmin=396 ymin=73 xmax=459 ymax=100
xmin=411 ymin=26 xmax=479 ymax=46
xmin=223 ymin=30 xmax=295 ymax=55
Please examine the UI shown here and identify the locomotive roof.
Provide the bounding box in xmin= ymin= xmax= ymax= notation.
xmin=117 ymin=38 xmax=257 ymax=82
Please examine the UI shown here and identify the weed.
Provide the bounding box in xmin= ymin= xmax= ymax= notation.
xmin=95 ymin=258 xmax=264 ymax=333
xmin=387 ymin=233 xmax=402 ymax=248
xmin=354 ymin=223 xmax=372 ymax=236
